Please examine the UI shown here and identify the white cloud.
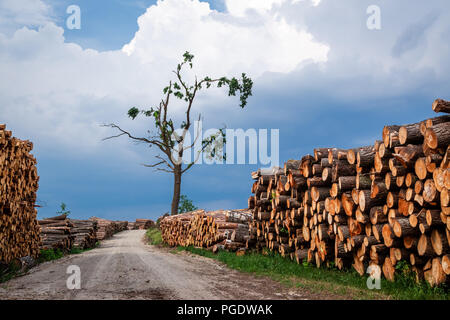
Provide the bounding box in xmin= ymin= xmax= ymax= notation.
xmin=225 ymin=0 xmax=286 ymax=16
xmin=0 ymin=0 xmax=329 ymax=157
xmin=225 ymin=0 xmax=321 ymax=16
xmin=123 ymin=0 xmax=328 ymax=77
xmin=0 ymin=0 xmax=449 ymax=163
xmin=0 ymin=0 xmax=52 ymax=34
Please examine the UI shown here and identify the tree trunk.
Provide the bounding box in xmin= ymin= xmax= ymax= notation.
xmin=171 ymin=165 xmax=182 ymax=215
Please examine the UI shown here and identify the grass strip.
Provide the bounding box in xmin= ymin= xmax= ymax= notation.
xmin=146 ymin=227 xmax=163 ymax=245
xmin=175 ymin=246 xmax=449 ymax=300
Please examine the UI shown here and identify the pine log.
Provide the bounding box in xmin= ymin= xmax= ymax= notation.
xmin=431 ymin=229 xmax=449 ymax=256
xmin=432 ymin=99 xmax=450 ymax=114
xmin=424 ymin=122 xmax=450 ymax=150
xmin=399 ymin=123 xmax=423 ymax=145
xmin=418 ymin=234 xmax=435 ymax=257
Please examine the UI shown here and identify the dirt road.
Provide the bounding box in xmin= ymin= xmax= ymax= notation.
xmin=0 ymin=230 xmax=339 ymax=300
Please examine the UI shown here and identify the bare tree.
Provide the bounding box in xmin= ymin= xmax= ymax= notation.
xmin=103 ymin=52 xmax=253 ymax=215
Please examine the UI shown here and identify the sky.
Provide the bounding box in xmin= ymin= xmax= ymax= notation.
xmin=0 ymin=0 xmax=449 ymax=221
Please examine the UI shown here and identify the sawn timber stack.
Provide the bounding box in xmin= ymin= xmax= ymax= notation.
xmin=160 ymin=209 xmax=252 ymax=251
xmin=69 ymin=219 xmax=98 ymax=249
xmin=0 ymin=125 xmax=40 ymax=264
xmin=89 ymin=217 xmax=128 ymax=240
xmin=38 ymin=214 xmax=74 ymax=252
xmin=247 ymin=99 xmax=450 ymax=287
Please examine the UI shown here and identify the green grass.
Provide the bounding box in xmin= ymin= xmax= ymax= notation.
xmin=38 ymin=248 xmax=64 ymax=263
xmin=146 ymin=227 xmax=163 ymax=245
xmin=176 ymin=246 xmax=449 ymax=300
xmin=1 ymin=248 xmax=64 ymax=284
xmin=70 ymin=242 xmax=100 ymax=254
xmin=0 ymin=261 xmax=22 ymax=284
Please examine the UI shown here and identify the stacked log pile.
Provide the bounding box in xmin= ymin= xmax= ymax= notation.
xmin=160 ymin=209 xmax=252 ymax=251
xmin=247 ymin=99 xmax=450 ymax=287
xmin=69 ymin=219 xmax=98 ymax=249
xmin=114 ymin=221 xmax=128 ymax=233
xmin=38 ymin=214 xmax=74 ymax=252
xmin=0 ymin=125 xmax=41 ymax=264
xmin=89 ymin=217 xmax=128 ymax=240
xmin=132 ymin=219 xmax=155 ymax=230
xmin=160 ymin=210 xmax=202 ymax=246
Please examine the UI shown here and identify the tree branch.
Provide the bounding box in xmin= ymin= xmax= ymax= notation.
xmin=102 ymin=123 xmax=170 ymax=156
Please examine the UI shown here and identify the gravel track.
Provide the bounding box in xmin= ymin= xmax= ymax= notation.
xmin=0 ymin=230 xmax=342 ymax=300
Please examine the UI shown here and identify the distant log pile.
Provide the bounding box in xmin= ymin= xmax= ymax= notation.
xmin=247 ymin=99 xmax=450 ymax=287
xmin=128 ymin=219 xmax=155 ymax=230
xmin=0 ymin=125 xmax=41 ymax=264
xmin=38 ymin=214 xmax=74 ymax=252
xmin=39 ymin=215 xmax=124 ymax=252
xmin=160 ymin=209 xmax=252 ymax=251
xmin=89 ymin=217 xmax=128 ymax=240
xmin=69 ymin=219 xmax=98 ymax=249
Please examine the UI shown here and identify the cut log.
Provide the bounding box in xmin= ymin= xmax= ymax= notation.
xmin=382 ymin=257 xmax=395 ymax=282
xmin=374 ymin=154 xmax=390 ymax=174
xmin=423 ymin=179 xmax=439 ymax=203
xmin=424 ymin=122 xmax=450 ymax=149
xmin=442 ymin=254 xmax=450 ymax=275
xmin=431 ymin=257 xmax=447 ymax=287
xmin=418 ymin=234 xmax=435 ymax=257
xmin=383 ymin=125 xmax=401 ymax=148
xmin=382 ymin=224 xmax=395 ymax=247
xmin=369 ymin=206 xmax=387 ymax=225
xmin=332 ymin=161 xmax=356 ymax=182
xmin=357 ymin=174 xmax=372 ymax=190
xmin=409 ymin=209 xmax=427 ymax=228
xmin=399 ymin=123 xmax=423 ymax=145
xmin=432 ymin=99 xmax=450 ymax=114
xmin=393 ymin=217 xmax=418 ymax=238
xmin=431 ymin=229 xmax=449 ymax=256
xmin=338 ymin=176 xmax=357 ymax=191
xmin=426 ymin=209 xmax=444 ymax=227
xmin=414 ymin=158 xmax=428 ymax=180
xmin=356 ymin=146 xmax=375 ymax=168
xmin=359 ymin=189 xmax=384 ymax=212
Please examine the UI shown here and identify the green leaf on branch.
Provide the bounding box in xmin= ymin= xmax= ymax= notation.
xmin=128 ymin=107 xmax=140 ymax=120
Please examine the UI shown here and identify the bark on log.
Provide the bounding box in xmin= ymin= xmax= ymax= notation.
xmin=424 ymin=122 xmax=450 ymax=150
xmin=399 ymin=123 xmax=423 ymax=145
xmin=432 ymin=99 xmax=450 ymax=114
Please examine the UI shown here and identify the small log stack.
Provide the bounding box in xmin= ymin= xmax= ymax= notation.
xmin=114 ymin=221 xmax=128 ymax=233
xmin=89 ymin=217 xmax=128 ymax=240
xmin=160 ymin=209 xmax=252 ymax=251
xmin=160 ymin=210 xmax=202 ymax=246
xmin=38 ymin=214 xmax=74 ymax=252
xmin=0 ymin=125 xmax=41 ymax=264
xmin=247 ymin=99 xmax=450 ymax=287
xmin=133 ymin=219 xmax=155 ymax=230
xmin=69 ymin=219 xmax=98 ymax=249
